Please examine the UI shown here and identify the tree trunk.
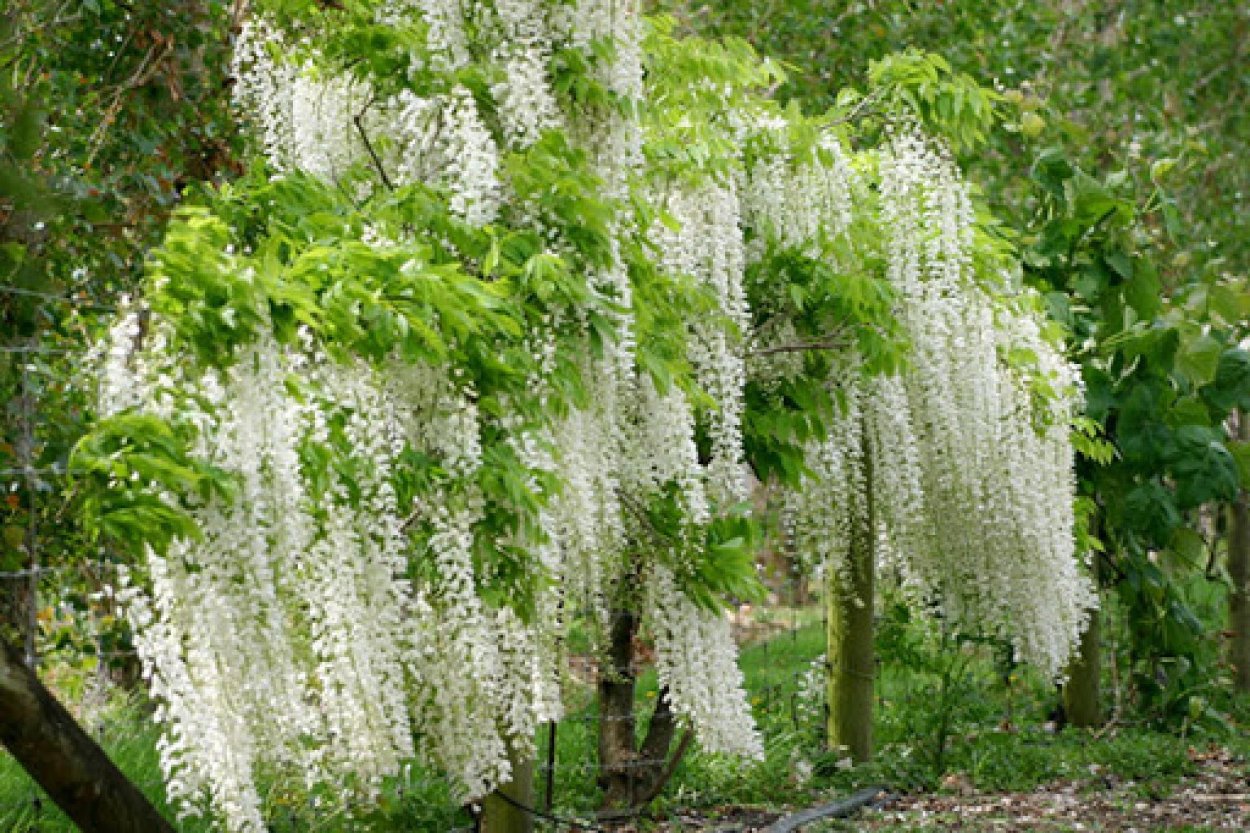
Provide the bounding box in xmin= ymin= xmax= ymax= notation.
xmin=480 ymin=744 xmax=534 ymax=833
xmin=826 ymin=447 xmax=875 ymax=763
xmin=596 ymin=607 xmax=692 ymax=811
xmin=1062 ymin=601 xmax=1102 ymax=727
xmin=1229 ymin=411 xmax=1250 ymax=693
xmin=1064 ymin=532 xmax=1102 ymax=728
xmin=0 ymin=636 xmax=175 ymax=832
xmin=598 ymin=608 xmax=640 ymax=809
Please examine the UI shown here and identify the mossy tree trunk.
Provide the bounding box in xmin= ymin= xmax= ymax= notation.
xmin=1063 ymin=526 xmax=1102 ymax=728
xmin=1229 ymin=411 xmax=1250 ymax=693
xmin=826 ymin=447 xmax=875 ymax=762
xmin=1062 ymin=599 xmax=1102 ymax=727
xmin=480 ymin=744 xmax=535 ymax=833
xmin=1065 ymin=520 xmax=1105 ymax=725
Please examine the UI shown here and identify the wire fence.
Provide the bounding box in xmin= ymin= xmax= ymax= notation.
xmin=0 ymin=284 xmax=139 ymax=827
xmin=2 ymin=269 xmax=115 ymax=661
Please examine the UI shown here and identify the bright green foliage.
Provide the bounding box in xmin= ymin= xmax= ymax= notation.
xmin=863 ymin=50 xmax=1001 ymax=152
xmin=69 ymin=414 xmax=235 ymax=555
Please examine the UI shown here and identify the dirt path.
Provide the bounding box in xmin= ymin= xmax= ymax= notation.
xmin=851 ymin=746 xmax=1248 ymax=832
xmin=638 ymin=746 xmax=1248 ymax=832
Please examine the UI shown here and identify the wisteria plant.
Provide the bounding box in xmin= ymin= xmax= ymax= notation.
xmin=72 ymin=1 xmax=1093 ymax=829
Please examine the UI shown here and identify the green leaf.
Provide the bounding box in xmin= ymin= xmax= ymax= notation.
xmin=1122 ymin=260 xmax=1161 ymax=319
xmin=1122 ymin=480 xmax=1181 ymax=547
xmin=1104 ymin=250 xmax=1133 ymax=282
xmin=1166 ymin=424 xmax=1239 ymax=508
xmin=1229 ymin=440 xmax=1250 ymax=490
xmin=1168 ymin=527 xmax=1206 ymax=569
xmin=1175 ymin=334 xmax=1223 ymax=386
xmin=1202 ymin=349 xmax=1250 ymax=415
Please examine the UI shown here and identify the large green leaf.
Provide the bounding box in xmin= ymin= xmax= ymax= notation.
xmin=1202 ymin=349 xmax=1250 ymax=415
xmin=1165 ymin=424 xmax=1239 ymax=508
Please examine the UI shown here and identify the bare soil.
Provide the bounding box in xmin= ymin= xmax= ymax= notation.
xmin=620 ymin=745 xmax=1248 ymax=832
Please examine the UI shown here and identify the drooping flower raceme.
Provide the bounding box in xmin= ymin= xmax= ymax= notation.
xmin=778 ymin=134 xmax=1094 ymax=676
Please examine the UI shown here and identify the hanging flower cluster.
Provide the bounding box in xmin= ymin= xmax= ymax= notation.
xmin=83 ymin=1 xmax=1092 ymax=829
xmin=778 ymin=133 xmax=1094 ymax=676
xmin=650 ymin=181 xmax=750 ymax=505
xmin=106 ymin=325 xmax=417 ymax=829
xmin=647 ymin=564 xmax=762 ymax=758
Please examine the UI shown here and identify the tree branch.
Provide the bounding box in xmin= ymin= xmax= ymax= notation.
xmin=85 ymin=38 xmax=173 ymax=168
xmin=751 ymin=336 xmax=851 ymax=357
xmin=828 ymin=88 xmax=887 ymax=127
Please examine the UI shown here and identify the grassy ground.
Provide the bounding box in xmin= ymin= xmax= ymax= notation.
xmin=2 ymin=610 xmax=1248 ymax=831
xmin=0 ymin=696 xmax=201 ymax=833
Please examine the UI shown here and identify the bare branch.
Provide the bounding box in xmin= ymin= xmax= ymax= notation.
xmin=828 ymin=87 xmax=888 ymax=128
xmin=85 ymin=39 xmax=173 ymax=168
xmin=354 ymin=95 xmax=396 ymax=191
xmin=750 ymin=335 xmax=851 ymax=357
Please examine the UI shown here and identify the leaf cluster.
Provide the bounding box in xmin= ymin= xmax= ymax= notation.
xmin=69 ymin=413 xmax=234 ymax=556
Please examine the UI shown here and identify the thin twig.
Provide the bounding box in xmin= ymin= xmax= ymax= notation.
xmin=751 ymin=336 xmax=850 ymax=357
xmin=0 ymin=5 xmax=82 ymax=55
xmin=828 ymin=88 xmax=887 ymax=127
xmin=85 ymin=39 xmax=173 ymax=168
xmin=398 ymin=504 xmax=423 ymax=534
xmin=354 ymin=97 xmax=395 ymax=191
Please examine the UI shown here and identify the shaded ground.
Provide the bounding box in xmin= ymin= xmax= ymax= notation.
xmin=850 ymin=746 xmax=1248 ymax=832
xmin=632 ymin=745 xmax=1248 ymax=832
